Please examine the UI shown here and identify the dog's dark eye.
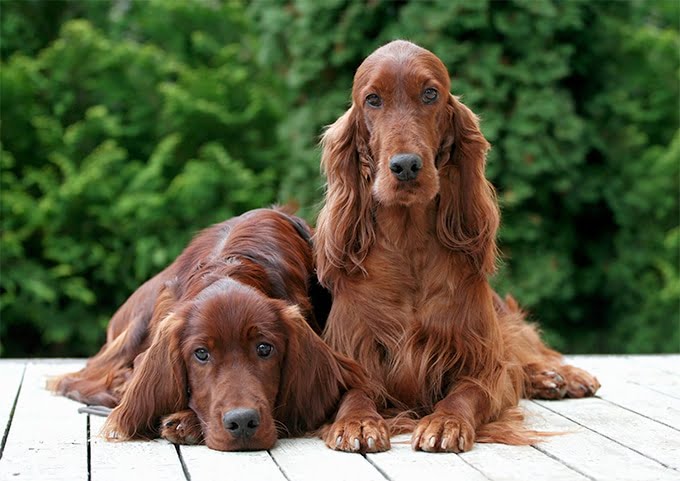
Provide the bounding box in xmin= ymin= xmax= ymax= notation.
xmin=256 ymin=343 xmax=274 ymax=358
xmin=194 ymin=348 xmax=210 ymax=363
xmin=366 ymin=93 xmax=383 ymax=108
xmin=422 ymin=88 xmax=438 ymax=104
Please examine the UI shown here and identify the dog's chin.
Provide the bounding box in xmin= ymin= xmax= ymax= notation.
xmin=204 ymin=429 xmax=277 ymax=452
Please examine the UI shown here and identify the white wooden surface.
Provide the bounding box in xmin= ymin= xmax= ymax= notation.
xmin=1 ymin=356 xmax=679 ymax=481
xmin=366 ymin=435 xmax=489 ymax=481
xmin=1 ymin=362 xmax=87 ymax=481
xmin=0 ymin=362 xmax=24 ymax=449
xmin=89 ymin=416 xmax=184 ymax=481
xmin=180 ymin=444 xmax=287 ymax=481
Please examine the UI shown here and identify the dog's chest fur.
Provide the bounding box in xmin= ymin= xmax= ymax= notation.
xmin=331 ymin=215 xmax=475 ymax=408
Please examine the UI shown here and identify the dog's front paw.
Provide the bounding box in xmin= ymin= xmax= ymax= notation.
xmin=323 ymin=414 xmax=390 ymax=453
xmin=411 ymin=413 xmax=475 ymax=453
xmin=160 ymin=410 xmax=203 ymax=445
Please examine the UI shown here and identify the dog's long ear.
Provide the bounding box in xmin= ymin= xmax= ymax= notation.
xmin=103 ymin=313 xmax=187 ymax=440
xmin=274 ymin=304 xmax=369 ymax=435
xmin=315 ymin=106 xmax=375 ymax=287
xmin=436 ymin=95 xmax=499 ymax=275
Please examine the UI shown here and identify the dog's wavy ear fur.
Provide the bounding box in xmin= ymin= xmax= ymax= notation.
xmin=274 ymin=303 xmax=369 ymax=435
xmin=102 ymin=313 xmax=187 ymax=440
xmin=315 ymin=106 xmax=375 ymax=286
xmin=436 ymin=95 xmax=499 ymax=274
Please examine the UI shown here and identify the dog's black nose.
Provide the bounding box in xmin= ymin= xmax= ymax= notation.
xmin=222 ymin=408 xmax=260 ymax=438
xmin=389 ymin=153 xmax=423 ymax=181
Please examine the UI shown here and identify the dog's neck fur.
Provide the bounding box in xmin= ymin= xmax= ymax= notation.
xmin=373 ymin=200 xmax=438 ymax=251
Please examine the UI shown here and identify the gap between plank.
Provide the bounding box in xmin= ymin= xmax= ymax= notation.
xmin=454 ymin=451 xmax=495 ymax=480
xmin=362 ymin=452 xmax=402 ymax=481
xmin=631 ymin=381 xmax=680 ymax=401
xmin=362 ymin=446 xmax=494 ymax=481
xmin=175 ymin=445 xmax=192 ymax=481
xmin=0 ymin=362 xmax=27 ymax=460
xmin=529 ymin=444 xmax=597 ymax=481
xmin=532 ymin=400 xmax=674 ymax=470
xmin=597 ymin=395 xmax=680 ymax=432
xmin=266 ymin=448 xmax=292 ymax=481
xmin=87 ymin=414 xmax=92 ymax=481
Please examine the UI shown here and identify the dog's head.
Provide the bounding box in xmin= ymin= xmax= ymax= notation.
xmin=316 ymin=40 xmax=498 ymax=282
xmin=104 ymin=279 xmax=367 ymax=451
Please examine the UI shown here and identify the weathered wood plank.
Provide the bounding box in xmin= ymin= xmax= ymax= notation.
xmin=535 ymin=397 xmax=680 ymax=470
xmin=180 ymin=445 xmax=286 ymax=481
xmin=595 ymin=379 xmax=680 ymax=430
xmin=623 ymin=355 xmax=680 ymax=377
xmin=2 ymin=356 xmax=678 ymax=481
xmin=566 ymin=355 xmax=680 ymax=399
xmin=270 ymin=437 xmax=386 ymax=481
xmin=0 ymin=362 xmax=87 ymax=481
xmin=566 ymin=354 xmax=678 ymax=370
xmin=566 ymin=355 xmax=680 ymax=427
xmin=366 ymin=435 xmax=488 ymax=481
xmin=0 ymin=361 xmax=26 ymax=456
xmin=636 ymin=381 xmax=680 ymax=400
xmin=460 ymin=441 xmax=590 ymax=481
xmin=89 ymin=416 xmax=185 ymax=481
xmin=524 ymin=400 xmax=678 ymax=481
xmin=565 ymin=355 xmax=680 ymax=381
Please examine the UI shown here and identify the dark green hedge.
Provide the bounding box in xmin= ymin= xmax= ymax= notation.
xmin=1 ymin=0 xmax=678 ymax=356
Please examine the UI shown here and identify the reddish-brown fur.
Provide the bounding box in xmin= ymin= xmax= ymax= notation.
xmin=50 ymin=208 xmax=388 ymax=452
xmin=314 ymin=40 xmax=600 ymax=452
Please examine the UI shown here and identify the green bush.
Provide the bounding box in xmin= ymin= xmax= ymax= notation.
xmin=249 ymin=0 xmax=679 ymax=353
xmin=1 ymin=1 xmax=281 ymax=355
xmin=1 ymin=0 xmax=677 ymax=355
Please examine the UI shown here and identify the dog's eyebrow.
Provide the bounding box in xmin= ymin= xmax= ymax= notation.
xmin=245 ymin=324 xmax=262 ymax=339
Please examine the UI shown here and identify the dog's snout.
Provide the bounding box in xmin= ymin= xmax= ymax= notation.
xmin=389 ymin=153 xmax=423 ymax=181
xmin=222 ymin=408 xmax=260 ymax=438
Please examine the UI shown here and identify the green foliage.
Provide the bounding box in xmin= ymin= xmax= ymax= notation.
xmin=249 ymin=0 xmax=680 ymax=353
xmin=1 ymin=1 xmax=280 ymax=355
xmin=1 ymin=0 xmax=677 ymax=355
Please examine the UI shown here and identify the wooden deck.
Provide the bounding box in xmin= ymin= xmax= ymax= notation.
xmin=0 ymin=355 xmax=678 ymax=481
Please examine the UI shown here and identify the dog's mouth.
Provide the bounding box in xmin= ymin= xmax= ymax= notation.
xmin=392 ymin=181 xmax=423 ymax=201
xmin=375 ymin=169 xmax=440 ymax=207
xmin=204 ymin=422 xmax=278 ymax=452
xmin=394 ymin=180 xmax=421 ymax=192
xmin=205 ymin=434 xmax=277 ymax=452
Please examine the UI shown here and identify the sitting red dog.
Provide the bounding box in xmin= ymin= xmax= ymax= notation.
xmin=51 ymin=208 xmax=388 ymax=451
xmin=315 ymin=40 xmax=600 ymax=452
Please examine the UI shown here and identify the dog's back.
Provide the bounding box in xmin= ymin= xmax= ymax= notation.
xmin=49 ymin=208 xmax=319 ymax=406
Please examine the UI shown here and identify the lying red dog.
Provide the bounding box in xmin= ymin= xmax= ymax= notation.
xmin=51 ymin=208 xmax=388 ymax=451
